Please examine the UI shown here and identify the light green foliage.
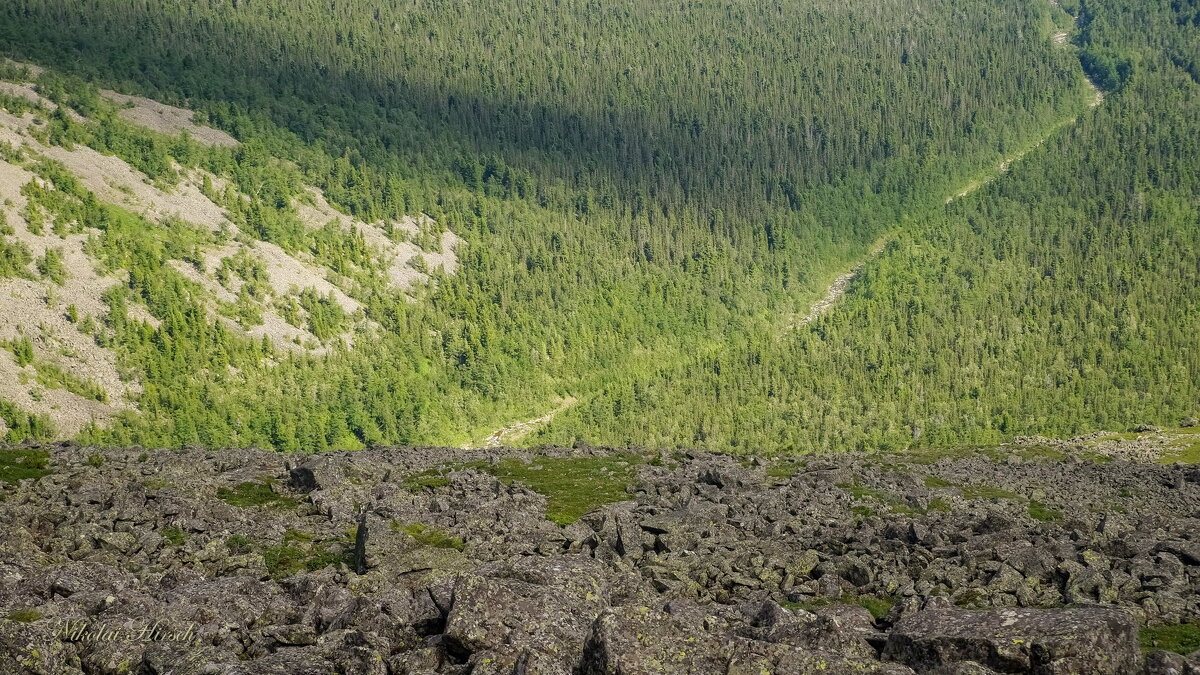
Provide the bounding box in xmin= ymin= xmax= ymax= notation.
xmin=0 ymin=237 xmax=33 ymax=278
xmin=263 ymin=531 xmax=354 ymax=578
xmin=33 ymin=362 xmax=107 ymax=402
xmin=3 ymin=337 xmax=34 ymax=367
xmin=401 ymin=470 xmax=452 ymax=492
xmin=225 ymin=534 xmax=253 ymax=554
xmin=35 ymin=248 xmax=67 ymax=284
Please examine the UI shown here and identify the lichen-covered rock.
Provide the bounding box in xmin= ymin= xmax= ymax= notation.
xmin=0 ymin=441 xmax=1197 ymax=672
xmin=882 ymin=607 xmax=1140 ymax=674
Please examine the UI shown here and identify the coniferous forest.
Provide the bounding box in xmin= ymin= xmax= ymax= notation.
xmin=0 ymin=0 xmax=1196 ymax=453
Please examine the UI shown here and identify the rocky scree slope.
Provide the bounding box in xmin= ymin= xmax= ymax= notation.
xmin=0 ymin=438 xmax=1198 ymax=674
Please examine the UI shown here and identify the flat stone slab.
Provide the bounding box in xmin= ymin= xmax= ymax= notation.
xmin=882 ymin=607 xmax=1140 ymax=674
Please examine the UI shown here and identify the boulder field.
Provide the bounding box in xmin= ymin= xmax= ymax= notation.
xmin=0 ymin=440 xmax=1197 ymax=674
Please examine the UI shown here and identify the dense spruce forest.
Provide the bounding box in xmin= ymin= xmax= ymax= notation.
xmin=0 ymin=0 xmax=1195 ymax=452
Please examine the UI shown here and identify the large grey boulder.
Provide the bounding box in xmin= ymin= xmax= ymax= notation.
xmin=882 ymin=607 xmax=1140 ymax=674
xmin=581 ymin=605 xmax=914 ymax=674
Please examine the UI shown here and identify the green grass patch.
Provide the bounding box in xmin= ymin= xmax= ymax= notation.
xmin=217 ymin=480 xmax=297 ymax=509
xmin=766 ymin=458 xmax=805 ymax=478
xmin=160 ymin=526 xmax=186 ymax=546
xmin=283 ymin=529 xmax=315 ymax=543
xmin=5 ymin=608 xmax=43 ymax=623
xmin=391 ymin=521 xmax=465 ymax=551
xmin=893 ymin=446 xmax=974 ymax=465
xmin=923 ymin=476 xmax=956 ymax=488
xmin=225 ymin=534 xmax=253 ymax=554
xmin=1014 ymin=446 xmax=1068 ymax=461
xmin=1159 ymin=439 xmax=1200 ymax=464
xmin=482 ymin=454 xmax=643 ymax=525
xmin=0 ymin=448 xmax=52 ymax=485
xmin=960 ymin=485 xmax=1020 ymax=500
xmin=1027 ymin=500 xmax=1063 ymax=522
xmin=262 ymin=536 xmax=354 ymax=579
xmin=401 ymin=469 xmax=452 ymax=492
xmin=838 ymin=482 xmax=928 ymax=515
xmin=782 ymin=594 xmax=895 ymax=620
xmin=1140 ymin=622 xmax=1200 ymax=655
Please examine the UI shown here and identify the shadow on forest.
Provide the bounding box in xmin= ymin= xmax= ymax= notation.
xmin=0 ymin=4 xmax=758 ymax=219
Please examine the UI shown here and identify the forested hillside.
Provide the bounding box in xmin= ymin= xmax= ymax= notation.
xmin=0 ymin=0 xmax=1193 ymax=452
xmin=534 ymin=0 xmax=1200 ymax=451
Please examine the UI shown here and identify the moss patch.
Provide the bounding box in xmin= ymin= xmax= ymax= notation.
xmin=402 ymin=469 xmax=451 ymax=492
xmin=262 ymin=536 xmax=353 ymax=579
xmin=923 ymin=476 xmax=955 ymax=488
xmin=1012 ymin=446 xmax=1068 ymax=461
xmin=225 ymin=534 xmax=253 ymax=554
xmin=5 ymin=608 xmax=43 ymax=623
xmin=1140 ymin=622 xmax=1200 ymax=655
xmin=1027 ymin=500 xmax=1063 ymax=522
xmin=482 ymin=454 xmax=643 ymax=525
xmin=0 ymin=448 xmax=52 ymax=485
xmin=217 ymin=480 xmax=297 ymax=509
xmin=391 ymin=521 xmax=465 ymax=551
xmin=837 ymin=482 xmax=928 ymax=515
xmin=766 ymin=458 xmax=805 ymax=478
xmin=782 ymin=594 xmax=894 ymax=620
xmin=1160 ymin=439 xmax=1200 ymax=464
xmin=160 ymin=526 xmax=186 ymax=546
xmin=960 ymin=485 xmax=1020 ymax=500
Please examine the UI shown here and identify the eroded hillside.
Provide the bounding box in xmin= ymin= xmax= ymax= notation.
xmin=0 ymin=61 xmax=459 ymax=438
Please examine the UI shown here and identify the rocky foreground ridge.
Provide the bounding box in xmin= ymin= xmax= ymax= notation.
xmin=0 ymin=436 xmax=1198 ymax=674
